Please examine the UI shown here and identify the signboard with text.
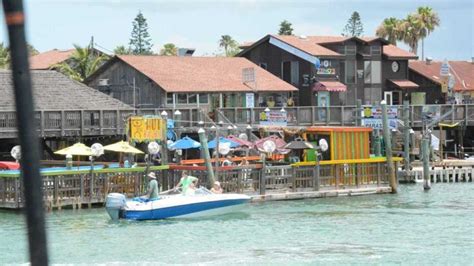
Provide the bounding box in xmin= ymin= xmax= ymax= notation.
xmin=361 ymin=106 xmax=398 ymax=130
xmin=245 ymin=93 xmax=255 ymax=108
xmin=259 ymin=111 xmax=288 ymax=126
xmin=129 ymin=116 xmax=165 ymax=142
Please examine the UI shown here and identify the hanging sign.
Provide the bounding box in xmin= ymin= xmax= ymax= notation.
xmin=259 ymin=110 xmax=287 ymax=126
xmin=129 ymin=116 xmax=165 ymax=142
xmin=316 ymin=68 xmax=336 ymax=75
xmin=440 ymin=59 xmax=450 ymax=76
xmin=362 ymin=106 xmax=398 ymax=129
xmin=245 ymin=93 xmax=255 ymax=108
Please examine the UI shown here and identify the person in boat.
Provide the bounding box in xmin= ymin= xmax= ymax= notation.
xmin=174 ymin=171 xmax=198 ymax=195
xmin=141 ymin=172 xmax=159 ymax=199
xmin=211 ymin=181 xmax=223 ymax=194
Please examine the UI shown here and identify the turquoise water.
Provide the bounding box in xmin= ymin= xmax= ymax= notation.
xmin=1 ymin=184 xmax=473 ymax=265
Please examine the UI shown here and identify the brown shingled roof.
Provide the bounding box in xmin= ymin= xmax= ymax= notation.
xmin=383 ymin=45 xmax=417 ymax=59
xmin=116 ymin=55 xmax=297 ymax=93
xmin=29 ymin=49 xmax=74 ymax=69
xmin=270 ymin=35 xmax=343 ymax=57
xmin=409 ymin=60 xmax=474 ymax=92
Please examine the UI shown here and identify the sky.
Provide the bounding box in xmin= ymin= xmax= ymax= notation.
xmin=0 ymin=0 xmax=472 ymax=60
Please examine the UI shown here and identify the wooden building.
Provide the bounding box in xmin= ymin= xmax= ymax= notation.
xmin=409 ymin=60 xmax=474 ymax=104
xmin=238 ymin=34 xmax=418 ymax=106
xmin=85 ymin=55 xmax=297 ymax=110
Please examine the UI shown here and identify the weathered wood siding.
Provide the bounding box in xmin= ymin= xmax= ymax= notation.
xmin=87 ymin=60 xmax=166 ymax=108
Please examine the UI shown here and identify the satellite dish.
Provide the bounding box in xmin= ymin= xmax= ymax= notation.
xmin=319 ymin=139 xmax=329 ymax=152
xmin=218 ymin=142 xmax=231 ymax=155
xmin=10 ymin=145 xmax=21 ymax=161
xmin=148 ymin=141 xmax=160 ymax=154
xmin=91 ymin=143 xmax=104 ymax=157
xmin=167 ymin=140 xmax=175 ymax=151
xmin=263 ymin=140 xmax=276 ymax=153
xmin=238 ymin=133 xmax=248 ymax=141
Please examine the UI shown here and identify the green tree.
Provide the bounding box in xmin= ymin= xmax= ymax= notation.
xmin=399 ymin=14 xmax=424 ymax=54
xmin=278 ymin=20 xmax=293 ymax=35
xmin=218 ymin=35 xmax=239 ymax=56
xmin=159 ymin=43 xmax=178 ymax=56
xmin=54 ymin=44 xmax=108 ymax=82
xmin=0 ymin=43 xmax=10 ymax=69
xmin=416 ymin=6 xmax=440 ymax=60
xmin=376 ymin=17 xmax=403 ymax=45
xmin=114 ymin=45 xmax=131 ymax=55
xmin=27 ymin=44 xmax=39 ymax=56
xmin=342 ymin=11 xmax=364 ymax=37
xmin=129 ymin=11 xmax=153 ymax=55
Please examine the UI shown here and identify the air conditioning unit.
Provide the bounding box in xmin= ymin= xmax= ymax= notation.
xmin=98 ymin=79 xmax=109 ymax=86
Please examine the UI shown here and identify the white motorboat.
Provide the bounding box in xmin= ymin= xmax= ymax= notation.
xmin=105 ymin=188 xmax=251 ymax=220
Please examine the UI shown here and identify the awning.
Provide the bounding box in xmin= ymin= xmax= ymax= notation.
xmin=388 ymin=79 xmax=419 ymax=89
xmin=312 ymin=81 xmax=347 ymax=92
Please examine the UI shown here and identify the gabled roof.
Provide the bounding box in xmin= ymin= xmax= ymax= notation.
xmin=409 ymin=61 xmax=473 ymax=92
xmin=238 ymin=34 xmax=415 ymax=59
xmin=91 ymin=55 xmax=297 ymax=93
xmin=29 ymin=49 xmax=75 ymax=69
xmin=383 ymin=45 xmax=418 ymax=59
xmin=0 ymin=70 xmax=132 ymax=111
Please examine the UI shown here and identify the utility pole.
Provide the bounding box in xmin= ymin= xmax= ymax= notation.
xmin=381 ymin=101 xmax=397 ymax=193
xmin=403 ymin=101 xmax=410 ymax=171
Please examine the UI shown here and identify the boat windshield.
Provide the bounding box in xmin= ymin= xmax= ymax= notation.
xmin=194 ymin=187 xmax=212 ymax=195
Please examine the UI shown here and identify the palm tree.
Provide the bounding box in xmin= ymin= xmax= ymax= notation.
xmin=376 ymin=17 xmax=402 ymax=45
xmin=54 ymin=44 xmax=108 ymax=82
xmin=219 ymin=35 xmax=238 ymax=56
xmin=398 ymin=14 xmax=424 ymax=55
xmin=416 ymin=6 xmax=440 ymax=60
xmin=159 ymin=43 xmax=178 ymax=56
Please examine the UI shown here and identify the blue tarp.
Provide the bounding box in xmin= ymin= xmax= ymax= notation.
xmin=207 ymin=137 xmax=241 ymax=149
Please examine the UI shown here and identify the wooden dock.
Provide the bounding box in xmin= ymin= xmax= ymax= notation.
xmin=399 ymin=160 xmax=474 ymax=183
xmin=0 ymin=157 xmax=396 ymax=210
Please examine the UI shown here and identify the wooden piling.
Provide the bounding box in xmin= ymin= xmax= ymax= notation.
xmin=422 ymin=138 xmax=431 ymax=190
xmin=198 ymin=128 xmax=215 ymax=186
xmin=381 ymin=102 xmax=397 ymax=193
xmin=403 ymin=101 xmax=411 ymax=170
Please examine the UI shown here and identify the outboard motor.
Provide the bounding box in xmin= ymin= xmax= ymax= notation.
xmin=106 ymin=193 xmax=126 ymax=220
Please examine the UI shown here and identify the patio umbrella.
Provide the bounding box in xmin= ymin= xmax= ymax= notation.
xmin=168 ymin=136 xmax=201 ymax=150
xmin=227 ymin=135 xmax=254 ymax=148
xmin=255 ymin=135 xmax=289 ymax=154
xmin=207 ymin=137 xmax=241 ymax=149
xmin=103 ymin=140 xmax=144 ymax=154
xmin=283 ymin=138 xmax=315 ymax=150
xmin=54 ymin=142 xmax=93 ymax=156
xmin=103 ymin=140 xmax=143 ymax=167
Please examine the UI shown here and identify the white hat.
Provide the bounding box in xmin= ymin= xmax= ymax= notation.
xmin=148 ymin=172 xmax=156 ymax=179
xmin=214 ymin=181 xmax=220 ymax=186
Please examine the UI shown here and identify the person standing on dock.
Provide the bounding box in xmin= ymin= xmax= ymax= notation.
xmin=142 ymin=172 xmax=159 ymax=199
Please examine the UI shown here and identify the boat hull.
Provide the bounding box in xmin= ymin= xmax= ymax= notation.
xmin=122 ymin=197 xmax=249 ymax=220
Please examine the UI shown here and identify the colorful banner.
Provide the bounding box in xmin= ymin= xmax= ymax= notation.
xmin=129 ymin=116 xmax=165 ymax=142
xmin=259 ymin=111 xmax=288 ymax=126
xmin=316 ymin=68 xmax=336 ymax=75
xmin=363 ymin=106 xmax=398 ymax=119
xmin=361 ymin=118 xmax=397 ymax=130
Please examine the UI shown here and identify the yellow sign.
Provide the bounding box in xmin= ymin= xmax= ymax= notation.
xmin=441 ymin=78 xmax=448 ymax=93
xmin=129 ymin=116 xmax=165 ymax=142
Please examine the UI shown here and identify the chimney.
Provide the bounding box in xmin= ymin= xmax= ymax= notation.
xmin=178 ymin=48 xmax=195 ymax=57
xmin=425 ymin=57 xmax=432 ymax=65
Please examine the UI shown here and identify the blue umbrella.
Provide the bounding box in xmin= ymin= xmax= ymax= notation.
xmin=207 ymin=137 xmax=241 ymax=149
xmin=169 ymin=136 xmax=201 ymax=150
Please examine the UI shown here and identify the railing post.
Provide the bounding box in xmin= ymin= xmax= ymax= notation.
xmin=356 ymin=99 xmax=362 ymax=126
xmin=60 ymin=110 xmax=65 ymax=137
xmin=313 ymin=162 xmax=320 ymax=191
xmin=116 ymin=110 xmax=120 ymax=135
xmin=99 ymin=110 xmax=104 ymax=135
xmin=80 ymin=110 xmax=85 ymax=136
xmin=53 ymin=175 xmax=58 ymax=203
xmin=311 ymin=106 xmax=316 ymax=125
xmin=377 ymin=162 xmax=381 ymax=186
xmin=80 ymin=174 xmax=84 ymax=201
xmin=325 ymin=105 xmax=330 ymax=125
xmin=40 ymin=110 xmax=45 ymax=137
xmin=335 ymin=165 xmax=339 ymax=190
xmin=292 ymin=166 xmax=297 ymax=192
xmin=341 ymin=106 xmax=345 ymax=126
xmin=259 ymin=159 xmax=266 ymax=195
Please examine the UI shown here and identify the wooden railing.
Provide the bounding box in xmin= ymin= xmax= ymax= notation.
xmin=0 ymin=165 xmax=168 ymax=209
xmin=0 ymin=107 xmax=211 ymax=138
xmin=218 ymin=104 xmax=474 ymax=128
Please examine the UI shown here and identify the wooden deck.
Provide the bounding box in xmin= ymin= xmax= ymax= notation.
xmin=0 ymin=158 xmax=395 ymax=209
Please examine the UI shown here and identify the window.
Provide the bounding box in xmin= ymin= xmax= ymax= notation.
xmin=282 ymin=61 xmax=299 ymax=85
xmin=364 ymin=87 xmax=382 ymax=105
xmin=337 ymin=46 xmax=345 ymax=55
xmin=345 ymin=60 xmax=356 ymax=84
xmin=199 ymin=93 xmax=209 ymax=104
xmin=364 ymin=61 xmax=381 ymax=84
xmin=188 ymin=94 xmax=197 ymax=104
xmin=346 ymin=46 xmax=356 ymax=55
xmin=259 ymin=63 xmax=268 ymax=70
xmin=166 ymin=93 xmax=174 ymax=105
xmin=371 ymin=46 xmax=381 ymax=55
xmin=177 ymin=94 xmax=187 ymax=104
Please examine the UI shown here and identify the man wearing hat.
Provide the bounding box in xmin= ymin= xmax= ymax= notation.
xmin=142 ymin=172 xmax=159 ymax=199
